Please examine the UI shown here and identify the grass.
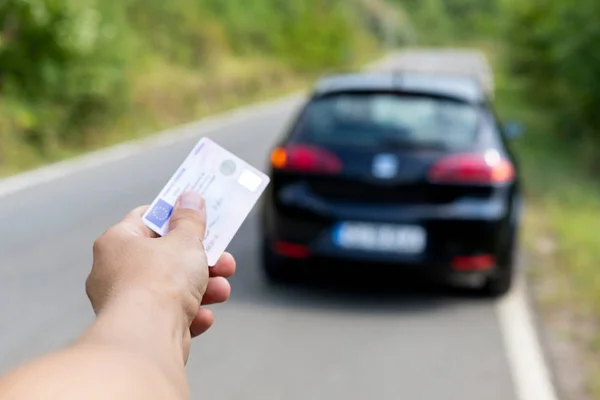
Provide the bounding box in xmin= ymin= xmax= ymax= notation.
xmin=0 ymin=46 xmax=382 ymax=178
xmin=492 ymin=50 xmax=600 ymax=399
xmin=0 ymin=57 xmax=305 ymax=177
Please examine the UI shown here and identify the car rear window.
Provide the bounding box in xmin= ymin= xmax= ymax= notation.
xmin=293 ymin=92 xmax=479 ymax=150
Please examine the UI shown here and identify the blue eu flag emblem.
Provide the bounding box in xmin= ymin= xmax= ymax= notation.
xmin=146 ymin=199 xmax=173 ymax=228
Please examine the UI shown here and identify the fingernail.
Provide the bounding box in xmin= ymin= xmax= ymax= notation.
xmin=179 ymin=191 xmax=205 ymax=212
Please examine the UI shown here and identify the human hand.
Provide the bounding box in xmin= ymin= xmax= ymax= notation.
xmin=86 ymin=191 xmax=235 ymax=361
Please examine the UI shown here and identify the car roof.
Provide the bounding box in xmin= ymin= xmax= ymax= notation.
xmin=312 ymin=72 xmax=486 ymax=104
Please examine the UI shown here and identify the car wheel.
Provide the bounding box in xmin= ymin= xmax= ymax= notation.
xmin=482 ymin=226 xmax=518 ymax=297
xmin=482 ymin=261 xmax=513 ymax=297
xmin=261 ymin=240 xmax=292 ymax=284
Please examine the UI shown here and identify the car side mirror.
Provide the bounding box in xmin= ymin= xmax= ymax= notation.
xmin=503 ymin=121 xmax=524 ymax=139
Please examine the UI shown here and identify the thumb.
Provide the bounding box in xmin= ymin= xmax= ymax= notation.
xmin=166 ymin=191 xmax=206 ymax=241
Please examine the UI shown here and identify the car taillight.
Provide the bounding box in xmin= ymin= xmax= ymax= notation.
xmin=452 ymin=254 xmax=495 ymax=271
xmin=273 ymin=241 xmax=311 ymax=259
xmin=270 ymin=144 xmax=342 ymax=174
xmin=428 ymin=151 xmax=515 ymax=184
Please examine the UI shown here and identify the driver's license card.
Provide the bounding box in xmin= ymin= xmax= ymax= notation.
xmin=142 ymin=137 xmax=270 ymax=266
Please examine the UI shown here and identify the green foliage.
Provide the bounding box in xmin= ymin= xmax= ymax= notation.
xmin=0 ymin=0 xmax=399 ymax=172
xmin=0 ymin=0 xmax=131 ymax=159
xmin=390 ymin=0 xmax=501 ymax=44
xmin=392 ymin=0 xmax=600 ymax=167
xmin=503 ymin=0 xmax=600 ymax=169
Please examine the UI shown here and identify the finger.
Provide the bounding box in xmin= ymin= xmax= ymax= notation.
xmin=210 ymin=252 xmax=236 ymax=278
xmin=121 ymin=205 xmax=158 ymax=238
xmin=190 ymin=308 xmax=214 ymax=338
xmin=124 ymin=205 xmax=150 ymax=219
xmin=166 ymin=192 xmax=206 ymax=242
xmin=201 ymin=277 xmax=231 ymax=305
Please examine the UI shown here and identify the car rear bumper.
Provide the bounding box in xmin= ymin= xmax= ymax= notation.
xmin=264 ymin=250 xmax=497 ymax=288
xmin=262 ymin=192 xmax=514 ymax=280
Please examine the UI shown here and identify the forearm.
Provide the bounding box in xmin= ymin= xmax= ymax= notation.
xmin=0 ymin=344 xmax=185 ymax=400
xmin=0 ymin=290 xmax=190 ymax=400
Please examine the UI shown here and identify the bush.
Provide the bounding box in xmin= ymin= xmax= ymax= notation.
xmin=503 ymin=0 xmax=600 ymax=169
xmin=0 ymin=0 xmax=404 ymax=174
xmin=0 ymin=0 xmax=131 ymax=163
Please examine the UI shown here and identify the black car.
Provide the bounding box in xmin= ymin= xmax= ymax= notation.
xmin=259 ymin=72 xmax=523 ymax=296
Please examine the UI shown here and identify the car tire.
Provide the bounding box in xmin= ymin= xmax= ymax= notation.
xmin=482 ymin=261 xmax=513 ymax=298
xmin=261 ymin=240 xmax=292 ymax=285
xmin=481 ymin=226 xmax=518 ymax=297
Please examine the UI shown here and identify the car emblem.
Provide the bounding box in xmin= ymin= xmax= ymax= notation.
xmin=372 ymin=154 xmax=398 ymax=179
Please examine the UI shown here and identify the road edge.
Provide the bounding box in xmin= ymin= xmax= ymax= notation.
xmin=496 ymin=269 xmax=561 ymax=400
xmin=0 ymin=54 xmax=401 ymax=200
xmin=0 ymin=92 xmax=304 ymax=199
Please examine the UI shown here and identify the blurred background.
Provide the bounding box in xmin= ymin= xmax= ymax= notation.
xmin=1 ymin=0 xmax=599 ymax=399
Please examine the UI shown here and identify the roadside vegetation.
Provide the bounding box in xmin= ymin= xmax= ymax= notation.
xmin=0 ymin=0 xmax=411 ymax=175
xmin=2 ymin=0 xmax=599 ymax=397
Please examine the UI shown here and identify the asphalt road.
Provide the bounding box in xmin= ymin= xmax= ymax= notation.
xmin=0 ymin=97 xmax=521 ymax=400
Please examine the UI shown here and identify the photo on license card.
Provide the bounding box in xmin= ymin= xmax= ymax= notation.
xmin=143 ymin=138 xmax=270 ymax=266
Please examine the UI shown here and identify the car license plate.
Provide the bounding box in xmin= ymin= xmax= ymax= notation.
xmin=334 ymin=223 xmax=426 ymax=254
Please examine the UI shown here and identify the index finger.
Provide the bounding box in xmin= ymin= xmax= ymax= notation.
xmin=210 ymin=252 xmax=236 ymax=278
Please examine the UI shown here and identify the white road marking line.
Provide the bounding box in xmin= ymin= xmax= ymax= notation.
xmin=496 ymin=277 xmax=559 ymax=400
xmin=0 ymin=55 xmax=393 ymax=199
xmin=0 ymin=93 xmax=303 ymax=199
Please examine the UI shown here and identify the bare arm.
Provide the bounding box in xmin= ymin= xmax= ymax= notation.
xmin=0 ymin=291 xmax=189 ymax=400
xmin=0 ymin=192 xmax=236 ymax=400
